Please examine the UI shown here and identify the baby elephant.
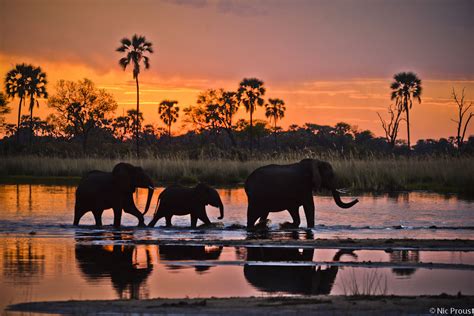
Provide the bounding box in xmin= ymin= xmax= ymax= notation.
xmin=148 ymin=183 xmax=224 ymax=228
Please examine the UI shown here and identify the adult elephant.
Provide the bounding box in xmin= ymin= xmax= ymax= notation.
xmin=74 ymin=162 xmax=154 ymax=227
xmin=245 ymin=159 xmax=358 ymax=228
xmin=243 ymin=248 xmax=357 ymax=295
xmin=75 ymin=241 xmax=153 ymax=299
xmin=148 ymin=183 xmax=224 ymax=228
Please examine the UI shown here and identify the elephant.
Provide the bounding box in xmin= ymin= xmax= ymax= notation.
xmin=245 ymin=158 xmax=359 ymax=228
xmin=148 ymin=183 xmax=224 ymax=228
xmin=74 ymin=162 xmax=154 ymax=227
xmin=243 ymin=248 xmax=357 ymax=295
xmin=158 ymin=245 xmax=223 ymax=273
xmin=75 ymin=237 xmax=153 ymax=299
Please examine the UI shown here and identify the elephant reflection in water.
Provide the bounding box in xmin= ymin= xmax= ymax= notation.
xmin=158 ymin=245 xmax=223 ymax=273
xmin=388 ymin=250 xmax=419 ymax=277
xmin=75 ymin=243 xmax=153 ymax=299
xmin=243 ymin=248 xmax=356 ymax=295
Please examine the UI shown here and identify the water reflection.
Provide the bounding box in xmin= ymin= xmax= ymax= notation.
xmin=159 ymin=245 xmax=223 ymax=273
xmin=246 ymin=229 xmax=314 ymax=241
xmin=242 ymin=248 xmax=356 ymax=295
xmin=75 ymin=234 xmax=153 ymax=299
xmin=388 ymin=250 xmax=420 ymax=278
xmin=2 ymin=238 xmax=45 ymax=284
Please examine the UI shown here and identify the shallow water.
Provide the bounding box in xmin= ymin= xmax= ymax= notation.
xmin=0 ymin=237 xmax=473 ymax=312
xmin=0 ymin=184 xmax=474 ymax=312
xmin=0 ymin=184 xmax=473 ymax=239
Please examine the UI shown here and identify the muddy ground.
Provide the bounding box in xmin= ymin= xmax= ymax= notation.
xmin=8 ymin=295 xmax=474 ymax=315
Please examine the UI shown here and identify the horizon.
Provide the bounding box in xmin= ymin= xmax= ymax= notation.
xmin=1 ymin=0 xmax=473 ymax=141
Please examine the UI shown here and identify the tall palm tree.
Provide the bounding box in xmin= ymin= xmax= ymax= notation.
xmin=26 ymin=66 xmax=48 ymax=143
xmin=4 ymin=63 xmax=30 ymax=142
xmin=116 ymin=34 xmax=154 ymax=157
xmin=265 ymin=98 xmax=286 ymax=147
xmin=390 ymin=72 xmax=422 ymax=151
xmin=158 ymin=100 xmax=179 ymax=139
xmin=237 ymin=78 xmax=265 ymax=151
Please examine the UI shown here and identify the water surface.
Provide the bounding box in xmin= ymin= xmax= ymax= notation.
xmin=0 ymin=184 xmax=473 ymax=313
xmin=0 ymin=184 xmax=473 ymax=239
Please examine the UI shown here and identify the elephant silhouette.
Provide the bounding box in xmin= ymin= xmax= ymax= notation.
xmin=158 ymin=245 xmax=223 ymax=273
xmin=75 ymin=240 xmax=153 ymax=299
xmin=243 ymin=248 xmax=356 ymax=295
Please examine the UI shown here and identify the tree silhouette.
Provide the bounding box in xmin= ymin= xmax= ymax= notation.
xmin=48 ymin=79 xmax=118 ymax=153
xmin=158 ymin=100 xmax=179 ymax=139
xmin=237 ymin=78 xmax=265 ymax=151
xmin=390 ymin=72 xmax=422 ymax=151
xmin=221 ymin=91 xmax=239 ymax=129
xmin=265 ymin=98 xmax=286 ymax=147
xmin=0 ymin=92 xmax=11 ymax=132
xmin=451 ymin=88 xmax=473 ymax=150
xmin=4 ymin=63 xmax=30 ymax=143
xmin=377 ymin=103 xmax=404 ymax=149
xmin=116 ymin=34 xmax=154 ymax=157
xmin=25 ymin=66 xmax=48 ymax=144
xmin=184 ymin=89 xmax=239 ymax=146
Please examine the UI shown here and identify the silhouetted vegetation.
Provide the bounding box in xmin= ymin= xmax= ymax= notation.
xmin=116 ymin=34 xmax=154 ymax=157
xmin=390 ymin=72 xmax=422 ymax=151
xmin=1 ymin=60 xmax=473 ymax=194
xmin=0 ymin=155 xmax=473 ymax=194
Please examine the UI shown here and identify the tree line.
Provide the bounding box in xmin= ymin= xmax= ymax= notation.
xmin=0 ymin=34 xmax=472 ymax=158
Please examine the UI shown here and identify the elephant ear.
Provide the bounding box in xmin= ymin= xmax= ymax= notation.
xmin=310 ymin=160 xmax=322 ymax=191
xmin=195 ymin=183 xmax=210 ymax=205
xmin=317 ymin=160 xmax=334 ymax=189
xmin=112 ymin=163 xmax=135 ymax=193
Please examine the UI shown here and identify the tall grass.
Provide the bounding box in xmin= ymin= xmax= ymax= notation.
xmin=0 ymin=155 xmax=472 ymax=194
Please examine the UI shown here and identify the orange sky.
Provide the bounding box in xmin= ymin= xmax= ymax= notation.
xmin=1 ymin=0 xmax=473 ymax=141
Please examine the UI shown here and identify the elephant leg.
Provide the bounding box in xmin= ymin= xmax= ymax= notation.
xmin=165 ymin=216 xmax=172 ymax=227
xmin=148 ymin=213 xmax=164 ymax=227
xmin=113 ymin=207 xmax=122 ymax=228
xmin=93 ymin=210 xmax=103 ymax=227
xmin=73 ymin=207 xmax=84 ymax=226
xmin=124 ymin=205 xmax=146 ymax=227
xmin=198 ymin=209 xmax=211 ymax=226
xmin=303 ymin=198 xmax=315 ymax=228
xmin=288 ymin=207 xmax=301 ymax=227
xmin=246 ymin=204 xmax=259 ymax=228
xmin=191 ymin=214 xmax=198 ymax=228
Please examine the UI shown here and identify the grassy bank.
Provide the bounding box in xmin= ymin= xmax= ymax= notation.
xmin=0 ymin=156 xmax=473 ymax=194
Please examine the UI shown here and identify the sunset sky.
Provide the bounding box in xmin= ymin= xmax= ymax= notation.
xmin=1 ymin=0 xmax=473 ymax=140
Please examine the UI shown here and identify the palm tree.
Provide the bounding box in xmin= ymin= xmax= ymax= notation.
xmin=116 ymin=34 xmax=154 ymax=157
xmin=158 ymin=100 xmax=179 ymax=139
xmin=265 ymin=98 xmax=286 ymax=147
xmin=25 ymin=66 xmax=48 ymax=143
xmin=390 ymin=72 xmax=422 ymax=151
xmin=237 ymin=78 xmax=265 ymax=151
xmin=4 ymin=63 xmax=30 ymax=142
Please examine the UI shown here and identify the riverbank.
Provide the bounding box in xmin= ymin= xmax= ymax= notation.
xmin=8 ymin=295 xmax=474 ymax=315
xmin=0 ymin=156 xmax=473 ymax=194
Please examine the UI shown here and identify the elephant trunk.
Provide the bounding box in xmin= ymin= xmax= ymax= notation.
xmin=142 ymin=187 xmax=154 ymax=215
xmin=217 ymin=200 xmax=224 ymax=220
xmin=332 ymin=189 xmax=359 ymax=209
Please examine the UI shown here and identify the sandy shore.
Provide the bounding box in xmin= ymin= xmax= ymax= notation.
xmin=8 ymin=295 xmax=474 ymax=315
